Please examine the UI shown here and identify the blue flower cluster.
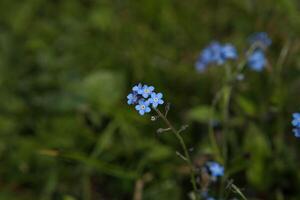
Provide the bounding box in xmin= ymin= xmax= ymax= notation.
xmin=195 ymin=32 xmax=271 ymax=73
xmin=127 ymin=83 xmax=164 ymax=115
xmin=247 ymin=32 xmax=272 ymax=71
xmin=292 ymin=113 xmax=300 ymax=138
xmin=206 ymin=161 xmax=224 ymax=181
xmin=195 ymin=42 xmax=237 ymax=72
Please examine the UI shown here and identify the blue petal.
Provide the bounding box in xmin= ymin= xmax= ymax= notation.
xmin=139 ymin=110 xmax=145 ymax=115
xmin=293 ymin=113 xmax=300 ymax=118
xmin=157 ymin=93 xmax=163 ymax=98
xmin=135 ymin=105 xmax=140 ymax=110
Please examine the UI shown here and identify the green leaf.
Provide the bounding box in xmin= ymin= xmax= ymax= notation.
xmin=187 ymin=105 xmax=215 ymax=123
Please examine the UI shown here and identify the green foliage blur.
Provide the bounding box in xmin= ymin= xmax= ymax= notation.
xmin=0 ymin=0 xmax=300 ymax=199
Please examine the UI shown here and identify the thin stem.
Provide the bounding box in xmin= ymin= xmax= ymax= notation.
xmin=208 ymin=88 xmax=224 ymax=164
xmin=153 ymin=107 xmax=199 ymax=199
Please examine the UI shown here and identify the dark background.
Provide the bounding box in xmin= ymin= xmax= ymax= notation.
xmin=0 ymin=0 xmax=300 ymax=199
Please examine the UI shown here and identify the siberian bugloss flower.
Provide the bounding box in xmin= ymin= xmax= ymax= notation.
xmin=195 ymin=41 xmax=237 ymax=72
xmin=206 ymin=161 xmax=224 ymax=180
xmin=247 ymin=50 xmax=266 ymax=71
xmin=249 ymin=32 xmax=272 ymax=48
xmin=127 ymin=83 xmax=164 ymax=115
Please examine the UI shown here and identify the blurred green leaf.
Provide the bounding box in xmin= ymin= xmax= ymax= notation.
xmin=187 ymin=105 xmax=215 ymax=123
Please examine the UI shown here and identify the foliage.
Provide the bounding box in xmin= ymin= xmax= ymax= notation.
xmin=0 ymin=0 xmax=300 ymax=199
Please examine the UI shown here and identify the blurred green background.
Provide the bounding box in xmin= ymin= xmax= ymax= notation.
xmin=0 ymin=0 xmax=300 ymax=199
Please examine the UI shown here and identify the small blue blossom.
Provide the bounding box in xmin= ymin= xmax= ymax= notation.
xmin=293 ymin=128 xmax=300 ymax=138
xmin=292 ymin=113 xmax=300 ymax=127
xmin=135 ymin=100 xmax=151 ymax=115
xmin=249 ymin=32 xmax=272 ymax=48
xmin=149 ymin=92 xmax=164 ymax=108
xmin=206 ymin=198 xmax=215 ymax=200
xmin=291 ymin=113 xmax=300 ymax=138
xmin=127 ymin=92 xmax=138 ymax=105
xmin=132 ymin=83 xmax=143 ymax=93
xmin=207 ymin=162 xmax=224 ymax=179
xmin=139 ymin=85 xmax=155 ymax=98
xmin=222 ymin=44 xmax=238 ymax=60
xmin=247 ymin=50 xmax=266 ymax=71
xmin=195 ymin=42 xmax=237 ymax=72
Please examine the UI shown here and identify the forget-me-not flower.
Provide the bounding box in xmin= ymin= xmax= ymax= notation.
xmin=222 ymin=44 xmax=238 ymax=60
xmin=149 ymin=92 xmax=164 ymax=108
xmin=195 ymin=42 xmax=237 ymax=72
xmin=139 ymin=85 xmax=155 ymax=98
xmin=135 ymin=100 xmax=151 ymax=115
xmin=293 ymin=128 xmax=300 ymax=138
xmin=127 ymin=92 xmax=138 ymax=105
xmin=207 ymin=161 xmax=224 ymax=178
xmin=132 ymin=83 xmax=143 ymax=93
xmin=249 ymin=32 xmax=272 ymax=48
xmin=247 ymin=50 xmax=266 ymax=71
xmin=291 ymin=113 xmax=300 ymax=138
xmin=292 ymin=113 xmax=300 ymax=127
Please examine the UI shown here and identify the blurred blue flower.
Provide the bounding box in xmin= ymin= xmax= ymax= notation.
xmin=222 ymin=44 xmax=238 ymax=60
xmin=206 ymin=198 xmax=215 ymax=200
xmin=139 ymin=85 xmax=155 ymax=98
xmin=127 ymin=92 xmax=138 ymax=105
xmin=207 ymin=161 xmax=224 ymax=178
xmin=293 ymin=128 xmax=300 ymax=138
xmin=292 ymin=113 xmax=300 ymax=127
xmin=247 ymin=50 xmax=266 ymax=71
xmin=135 ymin=100 xmax=151 ymax=115
xmin=149 ymin=92 xmax=164 ymax=108
xmin=249 ymin=32 xmax=272 ymax=48
xmin=195 ymin=42 xmax=237 ymax=72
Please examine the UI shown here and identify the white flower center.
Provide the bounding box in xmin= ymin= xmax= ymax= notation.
xmin=145 ymin=89 xmax=149 ymax=93
xmin=154 ymin=98 xmax=158 ymax=102
xmin=141 ymin=105 xmax=145 ymax=110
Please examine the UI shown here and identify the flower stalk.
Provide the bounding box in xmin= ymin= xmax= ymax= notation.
xmin=153 ymin=107 xmax=199 ymax=199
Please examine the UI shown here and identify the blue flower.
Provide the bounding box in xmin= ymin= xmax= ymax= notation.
xmin=139 ymin=85 xmax=155 ymax=98
xmin=247 ymin=50 xmax=266 ymax=71
xmin=291 ymin=113 xmax=300 ymax=138
xmin=127 ymin=92 xmax=138 ymax=105
xmin=149 ymin=92 xmax=164 ymax=108
xmin=206 ymin=198 xmax=215 ymax=200
xmin=195 ymin=42 xmax=237 ymax=72
xmin=249 ymin=32 xmax=272 ymax=48
xmin=135 ymin=100 xmax=151 ymax=115
xmin=132 ymin=83 xmax=143 ymax=93
xmin=207 ymin=162 xmax=224 ymax=178
xmin=292 ymin=113 xmax=300 ymax=127
xmin=195 ymin=61 xmax=207 ymax=72
xmin=222 ymin=44 xmax=237 ymax=60
xmin=293 ymin=128 xmax=300 ymax=138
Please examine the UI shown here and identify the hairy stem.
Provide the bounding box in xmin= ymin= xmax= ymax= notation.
xmin=154 ymin=108 xmax=199 ymax=199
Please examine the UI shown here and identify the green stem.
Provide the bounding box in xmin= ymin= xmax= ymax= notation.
xmin=154 ymin=108 xmax=199 ymax=199
xmin=208 ymin=89 xmax=224 ymax=164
